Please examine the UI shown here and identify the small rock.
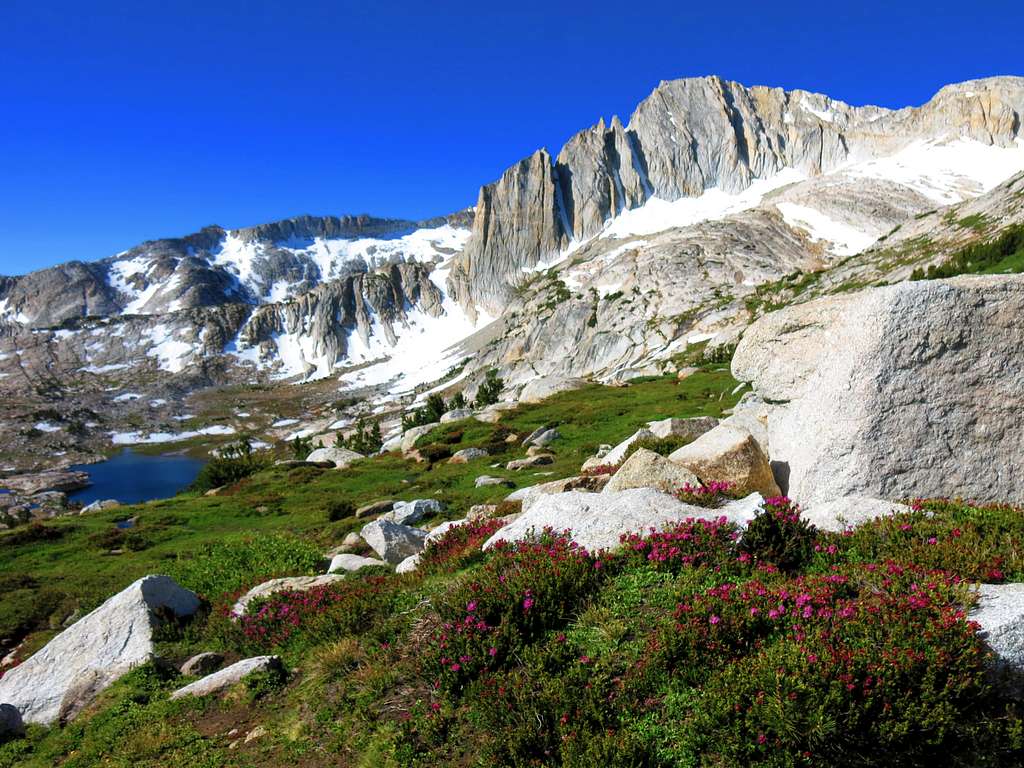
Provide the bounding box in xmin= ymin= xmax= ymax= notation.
xmin=440 ymin=408 xmax=474 ymax=423
xmin=449 ymin=447 xmax=489 ymax=464
xmin=467 ymin=504 xmax=499 ymax=520
xmin=521 ymin=426 xmax=549 ymax=446
xmin=245 ymin=725 xmax=268 ymax=743
xmin=232 ymin=575 xmax=344 ymax=617
xmin=0 ymin=703 xmax=24 ymax=738
xmin=384 ymin=499 xmax=444 ymax=525
xmin=327 ymin=553 xmax=389 ymax=573
xmin=526 ymin=445 xmax=553 ymax=458
xmin=602 ymin=428 xmax=655 ymax=467
xmin=475 ymin=475 xmax=514 ymax=488
xmin=171 ymin=656 xmax=283 ymax=700
xmin=395 ymin=554 xmax=420 ymax=574
xmin=676 ymin=366 xmax=699 ymax=380
xmin=360 ymin=519 xmax=429 ymax=564
xmin=506 ymin=455 xmax=554 ymax=471
xmin=305 ymin=447 xmax=364 ymax=469
xmin=180 ymin=652 xmax=225 ymax=677
xmin=530 ymin=428 xmax=561 ymax=447
xmin=81 ymin=499 xmax=120 ymax=514
xmin=400 ymin=423 xmax=440 ymax=453
xmin=602 ymin=448 xmax=701 ymax=494
xmin=425 ymin=518 xmax=468 ymax=544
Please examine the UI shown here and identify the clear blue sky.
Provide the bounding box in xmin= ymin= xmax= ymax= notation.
xmin=2 ymin=0 xmax=1021 ymax=274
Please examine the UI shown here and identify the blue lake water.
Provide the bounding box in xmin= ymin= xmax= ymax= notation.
xmin=68 ymin=449 xmax=207 ymax=505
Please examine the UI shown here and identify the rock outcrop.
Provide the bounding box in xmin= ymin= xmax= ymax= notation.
xmin=171 ymin=656 xmax=283 ymax=700
xmin=453 ymin=76 xmax=1024 ymax=311
xmin=0 ymin=575 xmax=200 ymax=725
xmin=602 ymin=448 xmax=700 ymax=494
xmin=483 ymin=488 xmax=764 ymax=553
xmin=669 ymin=424 xmax=781 ymax=497
xmin=732 ymin=275 xmax=1024 ymax=505
xmin=232 ymin=575 xmax=344 ymax=617
xmin=360 ymin=519 xmax=428 ymax=564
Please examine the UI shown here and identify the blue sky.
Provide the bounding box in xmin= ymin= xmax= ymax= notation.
xmin=2 ymin=0 xmax=1021 ymax=274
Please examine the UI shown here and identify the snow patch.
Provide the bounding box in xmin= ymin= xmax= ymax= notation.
xmin=109 ymin=425 xmax=236 ymax=445
xmin=846 ymin=138 xmax=1024 ymax=205
xmin=775 ymin=202 xmax=878 ymax=256
xmin=601 ymin=169 xmax=807 ymax=239
xmin=34 ymin=422 xmax=61 ymax=433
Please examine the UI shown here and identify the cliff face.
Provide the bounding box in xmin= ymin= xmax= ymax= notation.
xmin=455 ymin=76 xmax=1024 ymax=313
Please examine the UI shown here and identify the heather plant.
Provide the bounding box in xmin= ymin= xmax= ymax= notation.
xmin=739 ymin=496 xmax=818 ymax=572
xmin=619 ymin=516 xmax=742 ymax=573
xmin=226 ymin=577 xmax=399 ymax=656
xmin=672 ymin=565 xmax=995 ymax=764
xmin=428 ymin=529 xmax=608 ymax=694
xmin=417 ymin=518 xmax=506 ymax=575
xmin=675 ymin=480 xmax=744 ymax=507
xmin=817 ymin=498 xmax=1024 ymax=582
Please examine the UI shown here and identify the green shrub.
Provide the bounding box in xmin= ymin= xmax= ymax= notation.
xmin=417 ymin=443 xmax=452 ymax=463
xmin=739 ymin=497 xmax=817 ymax=572
xmin=168 ymin=534 xmax=324 ymax=600
xmin=326 ymin=499 xmax=356 ymax=522
xmin=474 ymin=368 xmax=504 ymax=408
xmin=188 ymin=438 xmax=270 ymax=493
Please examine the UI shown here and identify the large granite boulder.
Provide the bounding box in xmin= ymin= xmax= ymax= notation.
xmin=400 ymin=423 xmax=440 ymax=453
xmin=603 ymin=448 xmax=700 ymax=494
xmin=801 ymin=496 xmax=913 ymax=532
xmin=483 ymin=488 xmax=764 ymax=553
xmin=0 ymin=575 xmax=200 ymax=725
xmin=171 ymin=656 xmax=283 ymax=700
xmin=305 ymin=447 xmax=363 ymax=468
xmin=669 ymin=424 xmax=781 ymax=497
xmin=969 ymin=583 xmax=1024 ymax=697
xmin=360 ymin=519 xmax=429 ymax=564
xmin=732 ymin=276 xmax=1024 ymax=505
xmin=440 ymin=408 xmax=474 ymax=423
xmin=449 ymin=447 xmax=489 ymax=464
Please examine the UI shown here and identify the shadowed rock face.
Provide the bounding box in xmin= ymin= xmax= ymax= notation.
xmin=455 ymin=76 xmax=1024 ymax=312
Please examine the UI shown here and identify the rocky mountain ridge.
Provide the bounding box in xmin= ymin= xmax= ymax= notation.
xmin=1 ymin=75 xmax=1023 ymax=471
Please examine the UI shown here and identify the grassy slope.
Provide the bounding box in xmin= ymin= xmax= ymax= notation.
xmin=0 ymin=369 xmax=740 ymax=650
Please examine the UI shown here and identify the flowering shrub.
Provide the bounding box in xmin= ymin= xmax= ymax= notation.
xmin=225 ymin=577 xmax=398 ymax=653
xmin=817 ymin=498 xmax=1024 ymax=582
xmin=427 ymin=529 xmax=608 ymax=694
xmin=417 ymin=518 xmax=506 ymax=575
xmin=580 ymin=462 xmax=620 ymax=477
xmin=619 ymin=516 xmax=741 ymax=573
xmin=667 ymin=564 xmax=993 ymax=763
xmin=675 ymin=480 xmax=743 ymax=507
xmin=739 ymin=496 xmax=817 ymax=572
